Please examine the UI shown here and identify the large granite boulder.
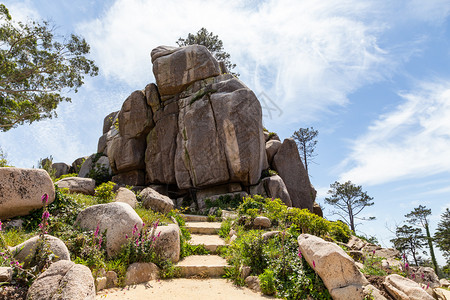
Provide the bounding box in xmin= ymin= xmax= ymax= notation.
xmin=26 ymin=260 xmax=95 ymax=300
xmin=55 ymin=177 xmax=96 ymax=195
xmin=384 ymin=274 xmax=434 ymax=300
xmin=71 ymin=156 xmax=87 ymax=174
xmin=118 ymin=90 xmax=154 ymax=139
xmin=11 ymin=235 xmax=70 ymax=267
xmin=52 ymin=162 xmax=71 ymax=178
xmin=298 ymin=234 xmax=377 ymax=300
xmin=125 ymin=262 xmax=160 ymax=286
xmin=273 ymin=139 xmax=313 ymax=210
xmin=112 ymin=170 xmax=145 ymax=186
xmin=151 ymin=45 xmax=221 ymax=96
xmin=114 ymin=187 xmax=137 ymax=208
xmin=107 ymin=135 xmax=146 ymax=173
xmin=140 ymin=187 xmax=174 ymax=213
xmin=0 ymin=168 xmax=55 ymax=220
xmin=78 ymin=154 xmax=112 ymax=178
xmin=154 ymin=223 xmax=180 ymax=263
xmin=265 ymin=139 xmax=281 ymax=165
xmin=75 ymin=202 xmax=143 ymax=257
xmin=174 ymin=76 xmax=267 ymax=189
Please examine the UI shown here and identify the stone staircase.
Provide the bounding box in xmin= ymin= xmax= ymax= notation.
xmin=176 ymin=215 xmax=229 ymax=277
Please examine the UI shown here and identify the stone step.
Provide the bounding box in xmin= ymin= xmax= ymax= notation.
xmin=190 ymin=234 xmax=226 ymax=253
xmin=185 ymin=222 xmax=222 ymax=234
xmin=182 ymin=214 xmax=209 ymax=222
xmin=176 ymin=255 xmax=228 ymax=278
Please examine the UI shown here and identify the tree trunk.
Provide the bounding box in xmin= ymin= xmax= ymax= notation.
xmin=425 ymin=224 xmax=439 ymax=274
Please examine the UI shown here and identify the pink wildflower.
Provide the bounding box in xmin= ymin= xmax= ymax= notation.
xmin=298 ymin=249 xmax=302 ymax=259
xmin=154 ymin=221 xmax=159 ymax=228
xmin=421 ymin=273 xmax=425 ymax=279
xmin=412 ymin=274 xmax=416 ymax=279
xmin=0 ymin=220 xmax=2 ymax=231
xmin=94 ymin=225 xmax=100 ymax=238
xmin=405 ymin=263 xmax=409 ymax=270
xmin=157 ymin=232 xmax=161 ymax=238
xmin=313 ymin=260 xmax=316 ymax=268
xmin=426 ymin=283 xmax=429 ymax=290
xmin=42 ymin=211 xmax=50 ymax=220
xmin=125 ymin=234 xmax=128 ymax=239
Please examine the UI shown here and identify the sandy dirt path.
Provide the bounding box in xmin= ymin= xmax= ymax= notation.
xmin=96 ymin=278 xmax=274 ymax=300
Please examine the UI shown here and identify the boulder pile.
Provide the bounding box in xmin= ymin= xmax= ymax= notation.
xmin=93 ymin=44 xmax=315 ymax=210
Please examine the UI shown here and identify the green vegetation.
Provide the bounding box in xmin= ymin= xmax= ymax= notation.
xmin=221 ymin=194 xmax=350 ymax=299
xmin=94 ymin=181 xmax=116 ymax=203
xmin=291 ymin=127 xmax=318 ymax=176
xmin=177 ymin=27 xmax=238 ymax=77
xmin=0 ymin=4 xmax=98 ymax=131
xmin=0 ymin=187 xmax=189 ymax=292
xmin=325 ymin=181 xmax=375 ymax=233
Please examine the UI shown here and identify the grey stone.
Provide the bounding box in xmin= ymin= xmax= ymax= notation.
xmin=125 ymin=262 xmax=159 ymax=285
xmin=118 ymin=90 xmax=154 ymax=139
xmin=108 ymin=136 xmax=146 ymax=173
xmin=245 ymin=276 xmax=261 ymax=293
xmin=152 ymin=45 xmax=221 ymax=96
xmin=115 ymin=187 xmax=137 ymax=208
xmin=71 ymin=157 xmax=87 ymax=174
xmin=140 ymin=187 xmax=174 ymax=214
xmin=273 ymin=139 xmax=313 ymax=210
xmin=55 ymin=177 xmax=96 ymax=195
xmin=103 ymin=111 xmax=119 ymax=135
xmin=265 ymin=139 xmax=281 ymax=165
xmin=253 ymin=216 xmax=271 ymax=228
xmin=0 ymin=168 xmax=55 ymax=220
xmin=106 ymin=270 xmax=118 ymax=288
xmin=11 ymin=235 xmax=70 ymax=267
xmin=384 ymin=274 xmax=434 ymax=300
xmin=0 ymin=267 xmax=12 ymax=282
xmin=75 ymin=202 xmax=143 ymax=257
xmin=112 ymin=170 xmax=146 ymax=186
xmin=26 ymin=260 xmax=95 ymax=300
xmin=52 ymin=162 xmax=70 ymax=178
xmin=154 ymin=223 xmax=180 ymax=263
xmin=298 ymin=234 xmax=369 ymax=300
xmin=145 ymin=83 xmax=161 ymax=113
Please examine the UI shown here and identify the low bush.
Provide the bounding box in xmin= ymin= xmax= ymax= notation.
xmin=94 ymin=181 xmax=116 ymax=203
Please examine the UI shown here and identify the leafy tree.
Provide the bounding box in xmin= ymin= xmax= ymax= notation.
xmin=390 ymin=224 xmax=426 ymax=266
xmin=405 ymin=205 xmax=439 ymax=274
xmin=291 ymin=127 xmax=318 ymax=176
xmin=177 ymin=27 xmax=238 ymax=77
xmin=37 ymin=155 xmax=56 ymax=179
xmin=435 ymin=208 xmax=450 ymax=262
xmin=324 ymin=181 xmax=375 ymax=232
xmin=0 ymin=4 xmax=98 ymax=131
xmin=0 ymin=146 xmax=10 ymax=167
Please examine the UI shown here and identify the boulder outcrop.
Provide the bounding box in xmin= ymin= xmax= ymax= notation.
xmin=75 ymin=202 xmax=143 ymax=257
xmin=55 ymin=177 xmax=96 ymax=195
xmin=298 ymin=234 xmax=380 ymax=300
xmin=91 ymin=44 xmax=313 ymax=210
xmin=0 ymin=168 xmax=55 ymax=220
xmin=26 ymin=260 xmax=95 ymax=300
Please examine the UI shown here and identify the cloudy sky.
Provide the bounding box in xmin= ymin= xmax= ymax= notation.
xmin=1 ymin=0 xmax=449 ymax=264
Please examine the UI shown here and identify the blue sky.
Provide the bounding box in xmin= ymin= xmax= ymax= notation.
xmin=1 ymin=0 xmax=449 ymax=264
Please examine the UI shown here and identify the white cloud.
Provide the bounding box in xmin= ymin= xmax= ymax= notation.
xmin=339 ymin=80 xmax=450 ymax=185
xmin=78 ymin=0 xmax=391 ymax=126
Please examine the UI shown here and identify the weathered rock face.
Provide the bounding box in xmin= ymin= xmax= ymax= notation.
xmin=140 ymin=187 xmax=174 ymax=213
xmin=11 ymin=235 xmax=70 ymax=267
xmin=118 ymin=90 xmax=154 ymax=139
xmin=273 ymin=139 xmax=313 ymax=210
xmin=78 ymin=154 xmax=112 ymax=179
xmin=115 ymin=187 xmax=137 ymax=208
xmin=55 ymin=177 xmax=96 ymax=195
xmin=298 ymin=234 xmax=376 ymax=300
xmin=151 ymin=45 xmax=221 ymax=96
xmin=154 ymin=223 xmax=180 ymax=263
xmin=75 ymin=202 xmax=143 ymax=257
xmin=91 ymin=44 xmax=313 ymax=209
xmin=384 ymin=274 xmax=434 ymax=300
xmin=71 ymin=156 xmax=87 ymax=174
xmin=0 ymin=168 xmax=55 ymax=220
xmin=52 ymin=162 xmax=70 ymax=178
xmin=26 ymin=260 xmax=95 ymax=300
xmin=125 ymin=262 xmax=159 ymax=286
xmin=174 ymin=76 xmax=267 ymax=189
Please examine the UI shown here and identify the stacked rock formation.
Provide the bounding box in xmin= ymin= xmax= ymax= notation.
xmin=96 ymin=44 xmax=314 ymax=210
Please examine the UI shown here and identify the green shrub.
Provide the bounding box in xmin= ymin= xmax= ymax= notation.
xmin=218 ymin=218 xmax=232 ymax=239
xmin=54 ymin=173 xmax=78 ymax=182
xmin=329 ymin=221 xmax=351 ymax=243
xmin=259 ymin=269 xmax=276 ymax=295
xmin=94 ymin=181 xmax=116 ymax=203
